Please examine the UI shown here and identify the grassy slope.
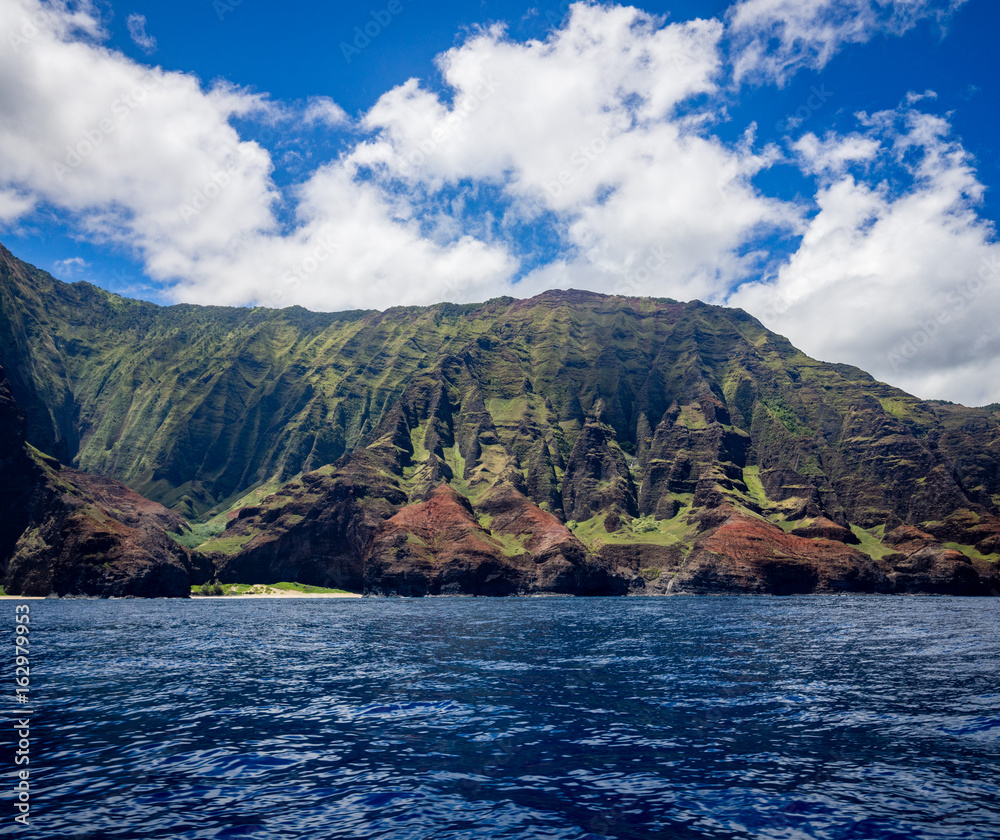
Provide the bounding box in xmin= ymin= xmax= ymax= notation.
xmin=3 ymin=245 xmax=1000 ymax=566
xmin=191 ymin=581 xmax=358 ymax=596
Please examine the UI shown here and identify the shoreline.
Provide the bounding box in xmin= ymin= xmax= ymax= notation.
xmin=0 ymin=593 xmax=363 ymax=600
xmin=190 ymin=592 xmax=362 ymax=599
xmin=2 ymin=592 xmax=995 ymax=600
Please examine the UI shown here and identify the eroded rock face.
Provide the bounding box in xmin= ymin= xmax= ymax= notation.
xmin=790 ymin=517 xmax=859 ymax=544
xmin=212 ymin=459 xmax=397 ymax=593
xmin=364 ymin=486 xmax=524 ymax=597
xmin=203 ymin=335 xmax=1000 ymax=598
xmin=562 ymin=420 xmax=638 ymax=522
xmin=478 ymin=482 xmax=623 ymax=595
xmin=676 ymin=508 xmax=890 ymax=595
xmin=881 ymin=525 xmax=997 ymax=595
xmin=6 ymin=506 xmax=192 ymax=598
xmin=1 ymin=367 xmax=196 ymax=598
xmin=3 ymin=237 xmax=1000 ymax=598
xmin=0 ymin=368 xmax=33 ymax=574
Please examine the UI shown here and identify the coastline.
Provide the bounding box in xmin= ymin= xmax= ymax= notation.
xmin=0 ymin=592 xmax=363 ymax=600
xmin=190 ymin=592 xmax=362 ymax=599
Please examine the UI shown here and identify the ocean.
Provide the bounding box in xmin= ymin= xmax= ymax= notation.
xmin=16 ymin=596 xmax=1000 ymax=839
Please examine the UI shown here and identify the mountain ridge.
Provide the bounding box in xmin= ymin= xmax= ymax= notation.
xmin=1 ymin=242 xmax=998 ymax=596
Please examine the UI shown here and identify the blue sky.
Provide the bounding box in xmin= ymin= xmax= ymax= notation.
xmin=0 ymin=0 xmax=998 ymax=404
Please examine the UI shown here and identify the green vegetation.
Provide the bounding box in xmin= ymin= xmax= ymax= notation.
xmin=760 ymin=396 xmax=807 ymax=436
xmin=271 ymin=581 xmax=356 ymax=594
xmin=878 ymin=397 xmax=916 ymax=420
xmin=568 ymin=510 xmax=695 ymax=551
xmin=191 ymin=581 xmax=357 ymax=596
xmin=409 ymin=423 xmax=429 ymax=464
xmin=676 ymin=404 xmax=709 ymax=430
xmin=944 ymin=543 xmax=999 ymax=563
xmin=489 ymin=531 xmax=532 ymax=558
xmin=485 ymin=396 xmax=529 ymax=425
xmin=442 ymin=444 xmax=469 ymax=496
xmin=741 ymin=465 xmax=767 ymax=505
xmin=850 ymin=525 xmax=895 ymax=561
xmin=169 ymin=520 xmax=226 ymax=549
xmin=631 ymin=515 xmax=660 ymax=534
xmin=194 ymin=532 xmax=260 ymax=554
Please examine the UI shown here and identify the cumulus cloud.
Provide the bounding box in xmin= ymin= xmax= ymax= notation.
xmin=0 ymin=0 xmax=279 ymax=279
xmin=126 ymin=13 xmax=155 ymax=53
xmin=0 ymin=0 xmax=997 ymax=404
xmin=792 ymin=131 xmax=880 ymax=175
xmin=0 ymin=0 xmax=521 ymax=310
xmin=357 ymin=6 xmax=796 ymax=300
xmin=0 ymin=0 xmax=799 ymax=310
xmin=729 ymin=108 xmax=1000 ymax=405
xmin=728 ymin=0 xmax=967 ymax=84
xmin=168 ymin=163 xmax=519 ymax=310
xmin=303 ymin=96 xmax=350 ymax=128
xmin=52 ymin=255 xmax=88 ymax=276
xmin=0 ymin=188 xmax=35 ymax=223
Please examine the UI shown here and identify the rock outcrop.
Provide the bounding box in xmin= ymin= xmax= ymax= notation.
xmin=678 ymin=508 xmax=889 ymax=595
xmin=0 ymin=367 xmax=200 ymax=597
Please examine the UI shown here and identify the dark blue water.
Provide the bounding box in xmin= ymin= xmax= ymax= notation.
xmin=12 ymin=596 xmax=1000 ymax=839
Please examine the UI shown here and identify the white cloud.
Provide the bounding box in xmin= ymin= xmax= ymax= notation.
xmin=0 ymin=0 xmax=518 ymax=311
xmin=730 ymin=108 xmax=1000 ymax=406
xmin=0 ymin=0 xmax=997 ymax=406
xmin=0 ymin=0 xmax=280 ymax=277
xmin=792 ymin=131 xmax=880 ymax=175
xmin=728 ymin=0 xmax=967 ymax=84
xmin=906 ymin=88 xmax=938 ymax=105
xmin=0 ymin=0 xmax=799 ymax=311
xmin=303 ymin=97 xmax=349 ymax=128
xmin=0 ymin=188 xmax=35 ymax=223
xmin=126 ymin=13 xmax=155 ymax=53
xmin=53 ymin=255 xmax=88 ymax=276
xmin=356 ymin=5 xmax=797 ymax=301
xmin=167 ymin=162 xmax=519 ymax=310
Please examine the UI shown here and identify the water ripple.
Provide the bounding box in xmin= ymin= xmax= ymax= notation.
xmin=21 ymin=596 xmax=1000 ymax=839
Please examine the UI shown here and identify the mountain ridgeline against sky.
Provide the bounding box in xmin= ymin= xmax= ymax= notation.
xmin=1 ymin=242 xmax=998 ymax=597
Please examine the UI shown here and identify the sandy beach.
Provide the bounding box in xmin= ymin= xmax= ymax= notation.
xmin=190 ymin=592 xmax=362 ymax=599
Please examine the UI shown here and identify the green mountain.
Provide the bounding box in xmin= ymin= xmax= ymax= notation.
xmin=0 ymin=366 xmax=202 ymax=596
xmin=1 ymin=242 xmax=998 ymax=596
